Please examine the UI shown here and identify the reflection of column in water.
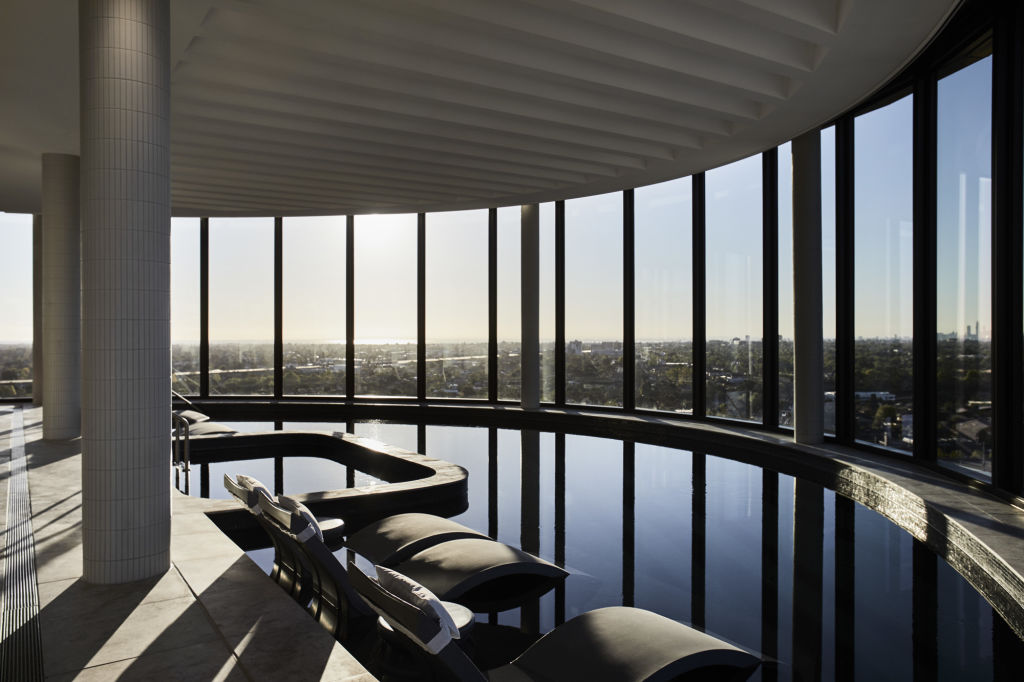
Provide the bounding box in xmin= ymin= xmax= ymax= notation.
xmin=993 ymin=609 xmax=1024 ymax=678
xmin=911 ymin=541 xmax=937 ymax=680
xmin=622 ymin=441 xmax=635 ymax=608
xmin=554 ymin=433 xmax=566 ymax=626
xmin=520 ymin=429 xmax=541 ymax=633
xmin=691 ymin=452 xmax=706 ymax=630
xmin=275 ymin=422 xmax=285 ymax=494
xmin=792 ymin=479 xmax=823 ymax=681
xmin=761 ymin=470 xmax=779 ymax=682
xmin=488 ymin=428 xmax=498 ymax=540
xmin=345 ymin=420 xmax=355 ymax=489
xmin=487 ymin=428 xmax=499 ymax=625
xmin=200 ymin=462 xmax=209 ymax=498
xmin=834 ymin=495 xmax=855 ymax=682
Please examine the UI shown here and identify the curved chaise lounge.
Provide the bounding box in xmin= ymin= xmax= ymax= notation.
xmin=223 ymin=473 xmax=346 ymax=605
xmin=225 ymin=474 xmax=567 ymax=641
xmin=349 ymin=565 xmax=762 ymax=682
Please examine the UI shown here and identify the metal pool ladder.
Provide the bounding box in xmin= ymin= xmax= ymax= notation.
xmin=171 ymin=412 xmax=191 ymax=494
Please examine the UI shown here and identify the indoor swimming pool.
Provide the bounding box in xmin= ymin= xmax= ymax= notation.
xmin=182 ymin=419 xmax=1024 ymax=681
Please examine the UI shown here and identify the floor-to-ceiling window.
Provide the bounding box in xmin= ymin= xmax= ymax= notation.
xmin=779 ymin=143 xmax=795 ymax=427
xmin=565 ymin=192 xmax=623 ymax=407
xmin=426 ymin=209 xmax=488 ymax=399
xmin=354 ymin=213 xmax=417 ymax=396
xmin=540 ymin=203 xmax=556 ymax=403
xmin=936 ymin=50 xmax=993 ymax=479
xmin=854 ymin=95 xmax=914 ymax=452
xmin=706 ymin=155 xmax=764 ymax=422
xmin=209 ymin=217 xmax=274 ymax=395
xmin=497 ymin=206 xmax=521 ymax=402
xmin=282 ymin=216 xmax=346 ymax=396
xmin=822 ymin=126 xmax=838 ymax=435
xmin=634 ymin=178 xmax=693 ymax=413
xmin=0 ymin=212 xmax=33 ymax=398
xmin=171 ymin=218 xmax=200 ymax=396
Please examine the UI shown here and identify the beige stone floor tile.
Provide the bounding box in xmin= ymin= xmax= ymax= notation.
xmin=45 ymin=640 xmax=246 ymax=682
xmin=41 ymin=595 xmax=219 ymax=676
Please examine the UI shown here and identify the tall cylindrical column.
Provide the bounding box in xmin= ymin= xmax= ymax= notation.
xmin=521 ymin=204 xmax=540 ymax=410
xmin=792 ymin=131 xmax=824 ymax=444
xmin=80 ymin=0 xmax=171 ymax=583
xmin=32 ymin=214 xmax=43 ymax=407
xmin=41 ymin=154 xmax=80 ymax=438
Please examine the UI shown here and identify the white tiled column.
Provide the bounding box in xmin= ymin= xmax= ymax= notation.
xmin=80 ymin=0 xmax=171 ymax=583
xmin=41 ymin=154 xmax=80 ymax=439
xmin=32 ymin=213 xmax=43 ymax=407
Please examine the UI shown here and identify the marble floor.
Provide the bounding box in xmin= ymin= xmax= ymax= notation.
xmin=1 ymin=406 xmax=374 ymax=681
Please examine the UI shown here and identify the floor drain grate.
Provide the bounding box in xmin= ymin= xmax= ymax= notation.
xmin=0 ymin=407 xmax=45 ymax=681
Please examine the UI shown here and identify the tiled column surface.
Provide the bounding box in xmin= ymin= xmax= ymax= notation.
xmin=32 ymin=214 xmax=43 ymax=407
xmin=792 ymin=131 xmax=824 ymax=444
xmin=41 ymin=154 xmax=80 ymax=439
xmin=80 ymin=0 xmax=171 ymax=584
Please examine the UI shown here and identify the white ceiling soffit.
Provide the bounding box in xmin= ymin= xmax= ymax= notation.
xmin=0 ymin=0 xmax=962 ymax=216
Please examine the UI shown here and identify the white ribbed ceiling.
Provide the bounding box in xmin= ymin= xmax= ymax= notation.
xmin=0 ymin=0 xmax=961 ymax=216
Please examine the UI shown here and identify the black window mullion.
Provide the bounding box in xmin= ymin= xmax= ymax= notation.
xmin=273 ymin=217 xmax=283 ymax=399
xmin=417 ymin=213 xmax=426 ymax=401
xmin=488 ymin=208 xmax=498 ymax=402
xmin=835 ymin=118 xmax=856 ymax=443
xmin=555 ymin=201 xmax=566 ymax=406
xmin=913 ymin=78 xmax=938 ymax=463
xmin=763 ymin=149 xmax=780 ymax=428
xmin=992 ymin=5 xmax=1024 ymax=493
xmin=623 ymin=189 xmax=635 ymax=411
xmin=346 ymin=215 xmax=354 ymax=399
xmin=199 ymin=217 xmax=209 ymax=398
xmin=692 ymin=174 xmax=707 ymax=418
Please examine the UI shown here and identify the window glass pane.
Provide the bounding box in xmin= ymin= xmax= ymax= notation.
xmin=937 ymin=55 xmax=992 ymax=479
xmin=209 ymin=217 xmax=274 ymax=395
xmin=171 ymin=218 xmax=200 ymax=396
xmin=854 ymin=95 xmax=914 ymax=451
xmin=565 ymin=192 xmax=623 ymax=406
xmin=539 ymin=203 xmax=555 ymax=403
xmin=706 ymin=155 xmax=763 ymax=422
xmin=0 ymin=213 xmax=33 ymax=398
xmin=426 ymin=209 xmax=488 ymax=399
xmin=497 ymin=206 xmax=521 ymax=402
xmin=283 ymin=216 xmax=346 ymax=396
xmin=354 ymin=213 xmax=417 ymax=396
xmin=635 ymin=177 xmax=693 ymax=412
xmin=822 ymin=126 xmax=837 ymax=435
xmin=779 ymin=142 xmax=795 ymax=427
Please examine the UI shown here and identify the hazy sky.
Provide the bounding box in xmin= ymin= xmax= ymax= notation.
xmin=855 ymin=95 xmax=915 ymax=340
xmin=0 ymin=212 xmax=32 ymax=343
xmin=3 ymin=57 xmax=993 ymax=346
xmin=936 ymin=56 xmax=992 ymax=340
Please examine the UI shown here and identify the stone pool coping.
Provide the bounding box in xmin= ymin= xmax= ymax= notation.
xmin=187 ymin=430 xmax=471 ymax=544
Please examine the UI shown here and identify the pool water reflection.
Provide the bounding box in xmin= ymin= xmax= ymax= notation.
xmin=207 ymin=420 xmax=1021 ymax=681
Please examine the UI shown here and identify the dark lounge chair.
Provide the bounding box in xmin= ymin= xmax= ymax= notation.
xmin=244 ymin=486 xmax=567 ymax=643
xmin=349 ymin=565 xmax=763 ymax=682
xmin=223 ymin=473 xmax=346 ymax=605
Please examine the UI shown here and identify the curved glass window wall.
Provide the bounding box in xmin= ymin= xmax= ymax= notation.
xmin=6 ymin=9 xmax=1022 ymax=499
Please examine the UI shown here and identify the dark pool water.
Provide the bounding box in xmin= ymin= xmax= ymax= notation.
xmin=187 ymin=420 xmax=1024 ymax=681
